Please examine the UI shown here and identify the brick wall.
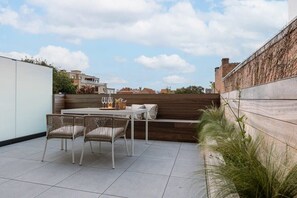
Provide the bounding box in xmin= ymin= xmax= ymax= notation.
xmin=214 ymin=58 xmax=238 ymax=93
xmin=221 ymin=18 xmax=297 ymax=92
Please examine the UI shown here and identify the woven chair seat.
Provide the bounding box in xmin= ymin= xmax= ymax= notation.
xmin=48 ymin=125 xmax=85 ymax=139
xmin=85 ymin=127 xmax=125 ymax=142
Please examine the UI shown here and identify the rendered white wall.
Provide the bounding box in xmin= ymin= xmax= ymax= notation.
xmin=0 ymin=57 xmax=16 ymax=141
xmin=16 ymin=61 xmax=52 ymax=137
xmin=0 ymin=56 xmax=52 ymax=142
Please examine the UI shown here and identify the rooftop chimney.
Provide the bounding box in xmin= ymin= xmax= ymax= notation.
xmin=221 ymin=58 xmax=229 ymax=65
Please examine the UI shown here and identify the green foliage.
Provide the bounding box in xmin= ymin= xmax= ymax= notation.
xmin=76 ymin=85 xmax=95 ymax=94
xmin=22 ymin=57 xmax=51 ymax=66
xmin=175 ymin=85 xmax=204 ymax=94
xmin=198 ymin=106 xmax=297 ymax=198
xmin=53 ymin=68 xmax=77 ymax=94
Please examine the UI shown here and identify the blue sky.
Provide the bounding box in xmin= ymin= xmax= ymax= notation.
xmin=0 ymin=0 xmax=288 ymax=91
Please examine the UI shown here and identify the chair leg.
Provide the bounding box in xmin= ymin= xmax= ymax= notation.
xmin=61 ymin=139 xmax=64 ymax=150
xmin=90 ymin=141 xmax=94 ymax=153
xmin=98 ymin=141 xmax=101 ymax=153
xmin=124 ymin=135 xmax=129 ymax=156
xmin=79 ymin=141 xmax=85 ymax=166
xmin=111 ymin=141 xmax=115 ymax=169
xmin=41 ymin=139 xmax=48 ymax=162
xmin=65 ymin=139 xmax=68 ymax=152
xmin=72 ymin=139 xmax=75 ymax=164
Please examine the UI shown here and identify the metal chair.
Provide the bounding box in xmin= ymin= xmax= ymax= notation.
xmin=42 ymin=114 xmax=84 ymax=164
xmin=79 ymin=115 xmax=129 ymax=169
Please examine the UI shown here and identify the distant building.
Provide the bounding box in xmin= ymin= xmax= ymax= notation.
xmin=67 ymin=70 xmax=111 ymax=94
xmin=214 ymin=58 xmax=239 ymax=93
xmin=205 ymin=88 xmax=213 ymax=94
xmin=160 ymin=88 xmax=174 ymax=94
xmin=139 ymin=88 xmax=156 ymax=94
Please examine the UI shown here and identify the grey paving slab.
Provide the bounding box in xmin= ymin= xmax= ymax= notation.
xmin=128 ymin=156 xmax=175 ymax=176
xmin=141 ymin=145 xmax=179 ymax=159
xmin=89 ymin=153 xmax=137 ymax=169
xmin=0 ymin=157 xmax=47 ymax=179
xmin=176 ymin=149 xmax=203 ymax=162
xmin=105 ymin=171 xmax=168 ymax=198
xmin=171 ymin=159 xmax=204 ymax=178
xmin=0 ymin=139 xmax=207 ymax=198
xmin=150 ymin=140 xmax=181 ymax=149
xmin=0 ymin=178 xmax=9 ymax=185
xmin=56 ymin=167 xmax=124 ymax=194
xmin=163 ymin=176 xmax=207 ymax=198
xmin=180 ymin=142 xmax=199 ymax=151
xmin=36 ymin=186 xmax=100 ymax=198
xmin=53 ymin=149 xmax=98 ymax=165
xmin=0 ymin=180 xmax=50 ymax=198
xmin=99 ymin=195 xmax=126 ymax=198
xmin=17 ymin=162 xmax=81 ymax=185
xmin=0 ymin=145 xmax=41 ymax=159
xmin=23 ymin=148 xmax=66 ymax=162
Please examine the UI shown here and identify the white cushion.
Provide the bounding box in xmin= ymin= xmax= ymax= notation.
xmin=143 ymin=104 xmax=158 ymax=120
xmin=131 ymin=104 xmax=145 ymax=120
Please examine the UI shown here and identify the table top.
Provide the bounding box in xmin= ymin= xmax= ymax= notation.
xmin=61 ymin=107 xmax=147 ymax=115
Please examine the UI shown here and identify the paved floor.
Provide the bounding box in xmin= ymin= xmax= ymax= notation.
xmin=0 ymin=137 xmax=207 ymax=198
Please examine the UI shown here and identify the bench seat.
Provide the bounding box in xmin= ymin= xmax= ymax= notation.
xmin=127 ymin=118 xmax=200 ymax=143
xmin=135 ymin=119 xmax=200 ymax=124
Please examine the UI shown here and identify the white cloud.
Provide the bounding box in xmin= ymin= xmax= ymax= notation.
xmin=104 ymin=76 xmax=128 ymax=84
xmin=163 ymin=75 xmax=187 ymax=84
xmin=36 ymin=45 xmax=89 ymax=70
xmin=0 ymin=45 xmax=89 ymax=71
xmin=135 ymin=54 xmax=195 ymax=73
xmin=0 ymin=0 xmax=288 ymax=57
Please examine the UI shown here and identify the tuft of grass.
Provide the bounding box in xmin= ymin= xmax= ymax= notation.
xmin=198 ymin=106 xmax=297 ymax=198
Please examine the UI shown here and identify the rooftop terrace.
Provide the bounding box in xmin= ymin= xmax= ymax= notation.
xmin=0 ymin=137 xmax=206 ymax=198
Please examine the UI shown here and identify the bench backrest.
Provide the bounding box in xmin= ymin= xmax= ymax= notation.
xmin=54 ymin=94 xmax=220 ymax=120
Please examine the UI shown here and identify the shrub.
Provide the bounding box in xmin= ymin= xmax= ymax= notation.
xmin=198 ymin=106 xmax=297 ymax=198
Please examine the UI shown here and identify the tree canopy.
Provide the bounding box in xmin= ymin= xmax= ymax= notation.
xmin=53 ymin=68 xmax=77 ymax=94
xmin=175 ymin=85 xmax=204 ymax=94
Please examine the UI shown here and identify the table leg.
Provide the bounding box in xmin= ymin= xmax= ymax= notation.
xmin=131 ymin=114 xmax=135 ymax=156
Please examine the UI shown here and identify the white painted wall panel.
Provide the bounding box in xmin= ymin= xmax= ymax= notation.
xmin=0 ymin=57 xmax=16 ymax=141
xmin=16 ymin=61 xmax=52 ymax=137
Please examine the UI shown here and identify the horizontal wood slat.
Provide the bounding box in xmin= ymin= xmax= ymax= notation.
xmin=53 ymin=94 xmax=220 ymax=142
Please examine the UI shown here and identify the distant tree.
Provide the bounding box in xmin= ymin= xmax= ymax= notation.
xmin=76 ymin=85 xmax=95 ymax=94
xmin=53 ymin=68 xmax=77 ymax=94
xmin=175 ymin=85 xmax=204 ymax=94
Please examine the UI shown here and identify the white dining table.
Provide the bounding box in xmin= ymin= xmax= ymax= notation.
xmin=61 ymin=107 xmax=148 ymax=156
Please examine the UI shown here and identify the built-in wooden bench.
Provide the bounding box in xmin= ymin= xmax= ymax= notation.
xmin=54 ymin=93 xmax=220 ymax=143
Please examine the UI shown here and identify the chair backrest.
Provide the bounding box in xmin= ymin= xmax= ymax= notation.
xmin=83 ymin=115 xmax=129 ymax=135
xmin=46 ymin=114 xmax=84 ymax=132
